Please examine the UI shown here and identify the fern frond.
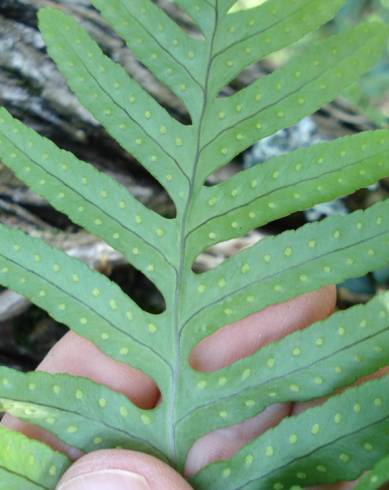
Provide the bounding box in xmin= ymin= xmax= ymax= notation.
xmin=177 ymin=292 xmax=389 ymax=456
xmin=199 ymin=22 xmax=387 ymax=182
xmin=0 ymin=368 xmax=165 ymax=458
xmin=0 ymin=225 xmax=170 ymax=383
xmin=184 ymin=201 xmax=389 ymax=326
xmin=0 ymin=109 xmax=177 ymax=291
xmin=90 ymin=0 xmax=207 ymax=120
xmin=189 ymin=131 xmax=389 ymax=250
xmin=193 ymin=375 xmax=389 ymax=489
xmin=210 ymin=0 xmax=346 ymax=96
xmin=0 ymin=1 xmax=388 ymax=488
xmin=354 ymin=454 xmax=389 ymax=490
xmin=38 ymin=8 xmax=193 ymax=198
xmin=0 ymin=426 xmax=70 ymax=489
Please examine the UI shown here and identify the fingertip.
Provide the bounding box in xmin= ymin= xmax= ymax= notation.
xmin=56 ymin=450 xmax=193 ymax=490
xmin=184 ymin=403 xmax=290 ymax=476
xmin=39 ymin=332 xmax=160 ymax=409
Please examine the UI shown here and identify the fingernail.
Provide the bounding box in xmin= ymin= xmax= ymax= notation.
xmin=58 ymin=469 xmax=151 ymax=490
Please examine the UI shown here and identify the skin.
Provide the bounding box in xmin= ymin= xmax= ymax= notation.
xmin=2 ymin=285 xmax=383 ymax=489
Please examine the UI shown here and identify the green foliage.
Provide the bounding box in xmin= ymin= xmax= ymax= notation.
xmin=325 ymin=0 xmax=389 ymax=125
xmin=0 ymin=426 xmax=69 ymax=489
xmin=354 ymin=453 xmax=389 ymax=490
xmin=194 ymin=376 xmax=389 ymax=489
xmin=0 ymin=0 xmax=388 ymax=488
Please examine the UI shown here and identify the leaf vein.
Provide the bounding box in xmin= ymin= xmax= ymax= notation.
xmin=234 ymin=415 xmax=389 ymax=489
xmin=0 ymin=130 xmax=177 ymax=274
xmin=189 ymin=153 xmax=379 ymax=234
xmin=182 ymin=229 xmax=388 ymax=329
xmin=212 ymin=0 xmax=312 ymax=60
xmin=118 ymin=0 xmax=204 ymax=94
xmin=58 ymin=29 xmax=191 ymax=183
xmin=201 ymin=38 xmax=370 ymax=154
xmin=0 ymin=465 xmax=48 ymax=490
xmin=176 ymin=324 xmax=388 ymax=425
xmin=0 ymin=395 xmax=161 ymax=454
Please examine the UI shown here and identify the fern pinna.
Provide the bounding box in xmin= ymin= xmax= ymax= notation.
xmin=0 ymin=0 xmax=388 ymax=488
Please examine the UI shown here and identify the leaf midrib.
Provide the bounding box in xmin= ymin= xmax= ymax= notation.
xmin=167 ymin=0 xmax=219 ymax=464
xmin=212 ymin=0 xmax=313 ymax=60
xmin=117 ymin=0 xmax=204 ymax=91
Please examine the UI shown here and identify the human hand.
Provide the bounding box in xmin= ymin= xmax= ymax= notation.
xmin=3 ymin=286 xmax=380 ymax=489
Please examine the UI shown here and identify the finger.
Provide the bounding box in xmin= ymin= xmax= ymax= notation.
xmin=39 ymin=331 xmax=159 ymax=409
xmin=186 ymin=286 xmax=336 ymax=475
xmin=56 ymin=449 xmax=193 ymax=490
xmin=190 ymin=286 xmax=336 ymax=371
xmin=185 ymin=403 xmax=289 ymax=476
xmin=4 ymin=287 xmax=336 ymax=477
xmin=3 ymin=331 xmax=159 ymax=456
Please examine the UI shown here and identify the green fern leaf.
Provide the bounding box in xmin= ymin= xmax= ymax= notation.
xmin=38 ymin=8 xmax=192 ymax=197
xmin=198 ymin=21 xmax=387 ymax=183
xmin=208 ymin=0 xmax=347 ymax=96
xmin=177 ymin=292 xmax=389 ymax=456
xmin=173 ymin=1 xmax=217 ymax=34
xmin=0 ymin=109 xmax=177 ymax=293
xmin=0 ymin=224 xmax=169 ymax=383
xmin=189 ymin=131 xmax=389 ymax=245
xmin=184 ymin=201 xmax=389 ymax=324
xmin=0 ymin=426 xmax=70 ymax=489
xmin=354 ymin=454 xmax=389 ymax=490
xmin=0 ymin=1 xmax=388 ymax=488
xmin=90 ymin=0 xmax=207 ymax=120
xmin=0 ymin=368 xmax=166 ymax=458
xmin=193 ymin=375 xmax=389 ymax=489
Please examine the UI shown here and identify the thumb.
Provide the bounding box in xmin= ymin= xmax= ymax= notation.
xmin=56 ymin=449 xmax=193 ymax=490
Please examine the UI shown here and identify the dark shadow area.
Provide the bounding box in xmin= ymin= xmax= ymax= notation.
xmin=111 ymin=263 xmax=166 ymax=315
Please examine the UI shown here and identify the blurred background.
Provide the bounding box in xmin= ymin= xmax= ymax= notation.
xmin=0 ymin=0 xmax=388 ymax=371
